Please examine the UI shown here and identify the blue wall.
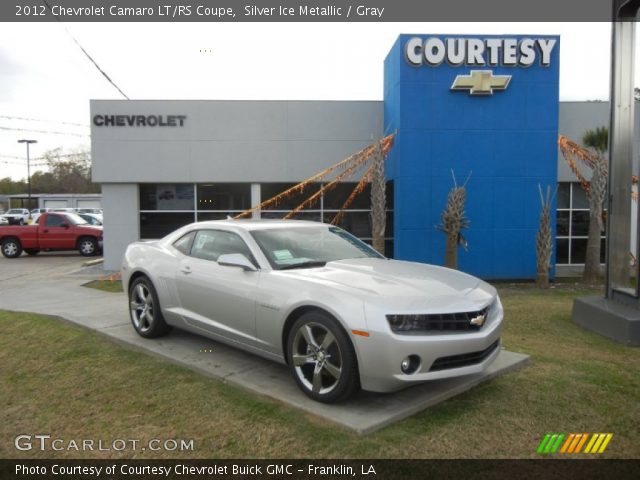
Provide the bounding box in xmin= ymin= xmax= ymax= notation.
xmin=384 ymin=34 xmax=560 ymax=279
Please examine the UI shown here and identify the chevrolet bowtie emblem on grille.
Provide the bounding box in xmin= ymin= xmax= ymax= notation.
xmin=470 ymin=313 xmax=486 ymax=327
xmin=450 ymin=70 xmax=512 ymax=95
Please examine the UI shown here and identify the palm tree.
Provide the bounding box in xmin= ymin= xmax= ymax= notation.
xmin=581 ymin=127 xmax=608 ymax=284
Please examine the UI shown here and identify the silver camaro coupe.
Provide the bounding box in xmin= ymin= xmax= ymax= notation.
xmin=122 ymin=220 xmax=503 ymax=403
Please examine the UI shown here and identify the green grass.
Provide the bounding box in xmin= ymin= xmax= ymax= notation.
xmin=82 ymin=279 xmax=123 ymax=293
xmin=1 ymin=284 xmax=639 ymax=459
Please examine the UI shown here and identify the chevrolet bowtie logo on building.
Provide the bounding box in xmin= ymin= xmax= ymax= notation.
xmin=451 ymin=70 xmax=511 ymax=95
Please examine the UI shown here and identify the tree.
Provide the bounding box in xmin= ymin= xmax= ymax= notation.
xmin=558 ymin=129 xmax=608 ymax=284
xmin=40 ymin=148 xmax=99 ymax=194
xmin=0 ymin=177 xmax=26 ymax=195
xmin=370 ymin=138 xmax=386 ymax=255
xmin=0 ymin=147 xmax=99 ymax=195
xmin=581 ymin=127 xmax=608 ymax=284
xmin=438 ymin=171 xmax=471 ymax=270
xmin=536 ymin=185 xmax=555 ymax=288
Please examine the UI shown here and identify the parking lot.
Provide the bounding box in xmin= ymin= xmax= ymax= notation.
xmin=0 ymin=251 xmax=98 ymax=285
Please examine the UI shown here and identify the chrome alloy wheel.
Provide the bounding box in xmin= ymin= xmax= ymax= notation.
xmin=130 ymin=283 xmax=155 ymax=333
xmin=79 ymin=239 xmax=96 ymax=256
xmin=291 ymin=322 xmax=343 ymax=395
xmin=2 ymin=241 xmax=18 ymax=257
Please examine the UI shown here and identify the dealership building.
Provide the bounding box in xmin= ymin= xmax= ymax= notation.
xmin=92 ymin=34 xmax=639 ymax=276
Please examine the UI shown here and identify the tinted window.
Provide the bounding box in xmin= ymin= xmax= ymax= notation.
xmin=140 ymin=212 xmax=195 ymax=239
xmin=191 ymin=230 xmax=254 ymax=263
xmin=140 ymin=184 xmax=195 ymax=210
xmin=197 ymin=184 xmax=251 ymax=211
xmin=45 ymin=215 xmax=66 ymax=227
xmin=173 ymin=231 xmax=196 ymax=255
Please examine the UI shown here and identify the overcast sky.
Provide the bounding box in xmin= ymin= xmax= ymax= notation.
xmin=0 ymin=21 xmax=638 ymax=180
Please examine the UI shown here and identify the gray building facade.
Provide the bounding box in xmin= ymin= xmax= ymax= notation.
xmin=91 ymin=99 xmax=638 ymax=272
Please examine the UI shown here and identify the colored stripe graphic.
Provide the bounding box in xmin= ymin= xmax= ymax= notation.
xmin=585 ymin=433 xmax=614 ymax=454
xmin=536 ymin=434 xmax=552 ymax=454
xmin=537 ymin=433 xmax=565 ymax=454
xmin=560 ymin=434 xmax=575 ymax=453
xmin=574 ymin=433 xmax=589 ymax=453
xmin=538 ymin=433 xmax=613 ymax=455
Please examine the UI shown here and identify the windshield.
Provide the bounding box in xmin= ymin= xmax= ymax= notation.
xmin=251 ymin=226 xmax=383 ymax=270
xmin=7 ymin=209 xmax=24 ymax=214
xmin=61 ymin=213 xmax=89 ymax=226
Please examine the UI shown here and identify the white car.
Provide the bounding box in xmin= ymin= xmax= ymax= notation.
xmin=121 ymin=220 xmax=503 ymax=403
xmin=78 ymin=213 xmax=103 ymax=226
xmin=30 ymin=208 xmax=52 ymax=224
xmin=1 ymin=208 xmax=30 ymax=225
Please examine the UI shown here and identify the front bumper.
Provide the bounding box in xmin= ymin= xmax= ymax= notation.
xmin=355 ymin=297 xmax=504 ymax=393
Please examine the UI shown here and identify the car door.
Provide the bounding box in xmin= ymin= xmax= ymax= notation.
xmin=175 ymin=229 xmax=261 ymax=347
xmin=40 ymin=214 xmax=75 ymax=249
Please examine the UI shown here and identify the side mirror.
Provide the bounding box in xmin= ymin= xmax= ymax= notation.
xmin=62 ymin=223 xmax=70 ymax=229
xmin=217 ymin=253 xmax=258 ymax=272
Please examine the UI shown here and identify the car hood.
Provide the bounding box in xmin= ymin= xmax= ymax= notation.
xmin=280 ymin=257 xmax=495 ymax=310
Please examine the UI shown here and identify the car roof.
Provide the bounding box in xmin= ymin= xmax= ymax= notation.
xmin=193 ymin=219 xmax=328 ymax=231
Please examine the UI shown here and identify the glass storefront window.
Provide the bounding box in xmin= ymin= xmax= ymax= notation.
xmin=140 ymin=184 xmax=194 ymax=211
xmin=571 ymin=211 xmax=590 ymax=236
xmin=556 ymin=182 xmax=606 ymax=266
xmin=557 ymin=183 xmax=570 ymax=209
xmin=556 ymin=238 xmax=569 ymax=264
xmin=556 ymin=211 xmax=569 ymax=236
xmin=140 ymin=212 xmax=195 ymax=239
xmin=572 ymin=184 xmax=589 ymax=209
xmin=197 ymin=184 xmax=250 ymax=211
xmin=323 ymin=183 xmax=372 ymax=210
xmin=261 ymin=183 xmax=321 ymax=210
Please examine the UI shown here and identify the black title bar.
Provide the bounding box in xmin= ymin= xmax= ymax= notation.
xmin=2 ymin=0 xmax=619 ymax=22
xmin=2 ymin=459 xmax=640 ymax=480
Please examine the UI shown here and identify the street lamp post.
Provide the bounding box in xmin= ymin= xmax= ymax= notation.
xmin=17 ymin=139 xmax=37 ymax=216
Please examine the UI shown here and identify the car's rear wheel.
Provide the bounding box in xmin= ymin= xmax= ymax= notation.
xmin=78 ymin=237 xmax=98 ymax=256
xmin=129 ymin=276 xmax=171 ymax=338
xmin=24 ymin=249 xmax=40 ymax=256
xmin=287 ymin=311 xmax=359 ymax=403
xmin=1 ymin=238 xmax=22 ymax=258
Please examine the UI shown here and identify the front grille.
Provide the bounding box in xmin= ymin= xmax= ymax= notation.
xmin=386 ymin=306 xmax=490 ymax=334
xmin=429 ymin=339 xmax=500 ymax=372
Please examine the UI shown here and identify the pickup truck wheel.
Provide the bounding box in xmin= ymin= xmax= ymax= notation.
xmin=1 ymin=238 xmax=22 ymax=258
xmin=18 ymin=219 xmax=24 ymax=225
xmin=24 ymin=249 xmax=40 ymax=256
xmin=78 ymin=237 xmax=98 ymax=256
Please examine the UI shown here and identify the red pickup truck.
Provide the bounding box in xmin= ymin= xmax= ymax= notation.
xmin=0 ymin=212 xmax=103 ymax=258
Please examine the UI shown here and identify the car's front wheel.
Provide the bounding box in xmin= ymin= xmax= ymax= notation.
xmin=129 ymin=276 xmax=172 ymax=338
xmin=1 ymin=237 xmax=22 ymax=258
xmin=287 ymin=311 xmax=359 ymax=403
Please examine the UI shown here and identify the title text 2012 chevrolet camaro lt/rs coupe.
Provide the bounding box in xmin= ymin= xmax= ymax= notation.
xmin=122 ymin=220 xmax=503 ymax=403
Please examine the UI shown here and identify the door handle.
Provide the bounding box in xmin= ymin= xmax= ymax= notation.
xmin=43 ymin=229 xmax=49 ymax=233
xmin=180 ymin=266 xmax=192 ymax=275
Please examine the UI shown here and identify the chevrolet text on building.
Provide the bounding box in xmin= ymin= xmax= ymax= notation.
xmin=405 ymin=37 xmax=557 ymax=67
xmin=93 ymin=114 xmax=187 ymax=127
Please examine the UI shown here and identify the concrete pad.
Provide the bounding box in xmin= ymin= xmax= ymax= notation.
xmin=0 ymin=257 xmax=529 ymax=434
xmin=573 ymin=296 xmax=640 ymax=346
